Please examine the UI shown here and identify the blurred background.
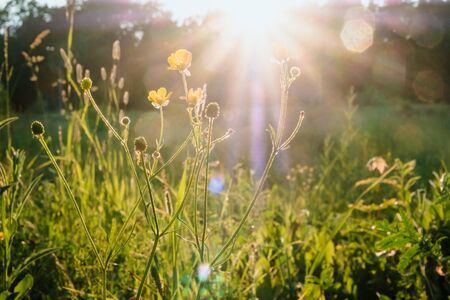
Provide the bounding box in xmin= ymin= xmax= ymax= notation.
xmin=1 ymin=0 xmax=449 ymax=177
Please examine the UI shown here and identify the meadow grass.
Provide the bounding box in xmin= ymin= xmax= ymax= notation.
xmin=6 ymin=102 xmax=449 ymax=178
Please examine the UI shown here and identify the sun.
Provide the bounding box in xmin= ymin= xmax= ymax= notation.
xmin=221 ymin=1 xmax=286 ymax=39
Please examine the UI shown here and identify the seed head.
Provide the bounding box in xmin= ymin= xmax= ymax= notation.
xmin=152 ymin=151 xmax=161 ymax=160
xmin=120 ymin=116 xmax=130 ymax=127
xmin=76 ymin=64 xmax=83 ymax=82
xmin=31 ymin=120 xmax=45 ymax=137
xmin=205 ymin=102 xmax=220 ymax=119
xmin=123 ymin=91 xmax=129 ymax=105
xmin=112 ymin=40 xmax=121 ymax=61
xmin=118 ymin=77 xmax=124 ymax=89
xmin=100 ymin=67 xmax=107 ymax=80
xmin=134 ymin=136 xmax=148 ymax=153
xmin=81 ymin=77 xmax=92 ymax=91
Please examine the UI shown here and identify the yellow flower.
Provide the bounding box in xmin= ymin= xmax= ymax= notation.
xmin=186 ymin=88 xmax=204 ymax=106
xmin=272 ymin=43 xmax=290 ymax=62
xmin=168 ymin=49 xmax=192 ymax=72
xmin=148 ymin=87 xmax=172 ymax=108
xmin=0 ymin=231 xmax=4 ymax=241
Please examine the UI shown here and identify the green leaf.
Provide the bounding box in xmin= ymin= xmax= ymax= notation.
xmin=15 ymin=175 xmax=42 ymax=220
xmin=376 ymin=293 xmax=392 ymax=300
xmin=397 ymin=244 xmax=420 ymax=272
xmin=398 ymin=210 xmax=418 ymax=240
xmin=0 ymin=116 xmax=18 ymax=131
xmin=10 ymin=248 xmax=58 ymax=282
xmin=13 ymin=274 xmax=33 ymax=300
xmin=376 ymin=233 xmax=410 ymax=250
xmin=176 ymin=164 xmax=188 ymax=207
xmin=0 ymin=290 xmax=12 ymax=300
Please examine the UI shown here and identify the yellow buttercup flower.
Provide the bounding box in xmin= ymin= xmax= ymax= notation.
xmin=168 ymin=49 xmax=192 ymax=72
xmin=186 ymin=88 xmax=204 ymax=106
xmin=0 ymin=231 xmax=4 ymax=241
xmin=272 ymin=43 xmax=290 ymax=63
xmin=148 ymin=87 xmax=172 ymax=108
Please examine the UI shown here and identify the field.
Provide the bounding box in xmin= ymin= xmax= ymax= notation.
xmin=1 ymin=1 xmax=450 ymax=299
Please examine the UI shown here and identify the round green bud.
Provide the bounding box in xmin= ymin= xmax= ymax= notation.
xmin=205 ymin=102 xmax=220 ymax=119
xmin=81 ymin=77 xmax=92 ymax=90
xmin=134 ymin=136 xmax=148 ymax=152
xmin=31 ymin=120 xmax=45 ymax=137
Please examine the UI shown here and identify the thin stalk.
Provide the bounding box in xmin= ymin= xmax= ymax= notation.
xmin=200 ymin=119 xmax=213 ymax=261
xmin=106 ymin=131 xmax=193 ymax=266
xmin=64 ymin=3 xmax=81 ymax=100
xmin=210 ymin=61 xmax=298 ymax=267
xmin=3 ymin=28 xmax=12 ymax=149
xmin=171 ymin=225 xmax=179 ymax=297
xmin=158 ymin=107 xmax=164 ymax=148
xmin=149 ymin=130 xmax=193 ymax=180
xmin=275 ymin=64 xmax=287 ymax=146
xmin=193 ymin=154 xmax=205 ymax=251
xmin=38 ymin=137 xmax=104 ymax=269
xmin=85 ymin=90 xmax=122 ymax=142
xmin=140 ymin=152 xmax=160 ymax=234
xmin=135 ymin=151 xmax=163 ymax=300
xmin=136 ymin=234 xmax=160 ymax=300
xmin=161 ymin=152 xmax=200 ymax=236
xmin=1 ymin=176 xmax=9 ymax=289
xmin=102 ymin=268 xmax=107 ymax=300
xmin=181 ymin=72 xmax=189 ymax=99
xmin=85 ymin=90 xmax=149 ymax=230
xmin=210 ymin=147 xmax=277 ymax=267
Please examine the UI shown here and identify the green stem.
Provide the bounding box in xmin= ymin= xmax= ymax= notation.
xmin=181 ymin=72 xmax=189 ymax=99
xmin=136 ymin=234 xmax=160 ymax=300
xmin=275 ymin=64 xmax=289 ymax=147
xmin=102 ymin=268 xmax=107 ymax=300
xmin=85 ymin=90 xmax=122 ymax=142
xmin=38 ymin=137 xmax=104 ymax=269
xmin=210 ymin=147 xmax=277 ymax=267
xmin=200 ymin=119 xmax=213 ymax=261
xmin=1 ymin=176 xmax=9 ymax=289
xmin=161 ymin=152 xmax=200 ymax=236
xmin=158 ymin=107 xmax=164 ymax=148
xmin=193 ymin=154 xmax=205 ymax=251
xmin=140 ymin=152 xmax=160 ymax=234
xmin=3 ymin=28 xmax=12 ymax=149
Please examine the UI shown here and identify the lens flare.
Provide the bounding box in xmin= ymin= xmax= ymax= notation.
xmin=413 ymin=70 xmax=444 ymax=103
xmin=340 ymin=19 xmax=374 ymax=53
xmin=208 ymin=175 xmax=225 ymax=194
xmin=197 ymin=263 xmax=211 ymax=282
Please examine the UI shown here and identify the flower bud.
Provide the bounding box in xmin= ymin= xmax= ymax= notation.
xmin=120 ymin=116 xmax=130 ymax=127
xmin=31 ymin=120 xmax=45 ymax=137
xmin=152 ymin=151 xmax=161 ymax=160
xmin=81 ymin=77 xmax=92 ymax=90
xmin=134 ymin=136 xmax=147 ymax=153
xmin=205 ymin=102 xmax=220 ymax=119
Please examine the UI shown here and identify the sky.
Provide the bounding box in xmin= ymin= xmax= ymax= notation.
xmin=0 ymin=0 xmax=308 ymax=24
xmin=0 ymin=0 xmax=228 ymax=23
